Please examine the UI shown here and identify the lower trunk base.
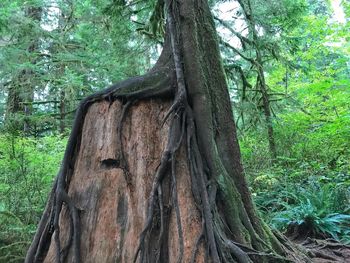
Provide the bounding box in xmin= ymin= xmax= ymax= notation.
xmin=42 ymin=99 xmax=206 ymax=262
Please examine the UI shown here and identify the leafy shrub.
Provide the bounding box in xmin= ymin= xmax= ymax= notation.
xmin=0 ymin=134 xmax=66 ymax=262
xmin=0 ymin=209 xmax=34 ymax=263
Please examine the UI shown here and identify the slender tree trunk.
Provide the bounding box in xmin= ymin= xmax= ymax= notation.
xmin=6 ymin=84 xmax=21 ymax=117
xmin=59 ymin=90 xmax=66 ymax=134
xmin=5 ymin=69 xmax=35 ymax=133
xmin=26 ymin=1 xmax=307 ymax=262
xmin=257 ymin=64 xmax=277 ymax=160
xmin=236 ymin=0 xmax=277 ymax=160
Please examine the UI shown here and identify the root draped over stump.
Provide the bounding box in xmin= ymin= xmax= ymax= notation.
xmin=26 ymin=0 xmax=311 ymax=262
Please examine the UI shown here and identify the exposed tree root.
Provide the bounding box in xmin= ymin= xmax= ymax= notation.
xmin=296 ymin=238 xmax=350 ymax=262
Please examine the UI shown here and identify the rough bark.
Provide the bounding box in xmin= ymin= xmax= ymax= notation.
xmin=41 ymin=99 xmax=206 ymax=262
xmin=26 ymin=0 xmax=308 ymax=262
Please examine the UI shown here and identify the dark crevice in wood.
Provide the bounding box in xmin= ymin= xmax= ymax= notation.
xmin=101 ymin=158 xmax=120 ymax=169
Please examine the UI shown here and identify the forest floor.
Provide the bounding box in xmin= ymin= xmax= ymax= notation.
xmin=295 ymin=238 xmax=350 ymax=262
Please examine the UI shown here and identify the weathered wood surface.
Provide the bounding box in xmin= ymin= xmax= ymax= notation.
xmin=43 ymin=99 xmax=204 ymax=262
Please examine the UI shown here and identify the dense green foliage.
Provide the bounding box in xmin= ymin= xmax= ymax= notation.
xmin=0 ymin=0 xmax=349 ymax=261
xmin=0 ymin=0 xmax=156 ymax=133
xmin=234 ymin=0 xmax=350 ymax=243
xmin=0 ymin=135 xmax=66 ymax=262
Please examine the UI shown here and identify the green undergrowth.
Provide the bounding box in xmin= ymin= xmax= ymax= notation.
xmin=0 ymin=134 xmax=66 ymax=262
xmin=239 ymin=84 xmax=350 ymax=242
xmin=253 ymin=167 xmax=349 ymax=243
xmin=241 ymin=133 xmax=350 ymax=243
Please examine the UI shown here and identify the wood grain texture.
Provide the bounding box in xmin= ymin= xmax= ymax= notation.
xmin=43 ymin=99 xmax=204 ymax=262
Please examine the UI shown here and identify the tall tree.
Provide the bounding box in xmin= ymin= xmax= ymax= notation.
xmin=4 ymin=4 xmax=42 ymax=134
xmin=0 ymin=0 xmax=154 ymax=135
xmin=235 ymin=0 xmax=277 ymax=160
xmin=216 ymin=0 xmax=306 ymax=161
xmin=26 ymin=0 xmax=310 ymax=262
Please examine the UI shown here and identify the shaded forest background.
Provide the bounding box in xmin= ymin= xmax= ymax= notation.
xmin=0 ymin=0 xmax=349 ymax=261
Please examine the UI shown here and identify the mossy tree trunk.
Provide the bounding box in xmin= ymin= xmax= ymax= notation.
xmin=25 ymin=0 xmax=308 ymax=262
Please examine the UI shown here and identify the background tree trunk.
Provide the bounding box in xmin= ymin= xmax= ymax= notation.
xmin=59 ymin=90 xmax=66 ymax=134
xmin=5 ymin=5 xmax=42 ymax=134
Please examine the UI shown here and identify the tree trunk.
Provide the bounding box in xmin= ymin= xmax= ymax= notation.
xmin=5 ymin=6 xmax=41 ymax=134
xmin=41 ymin=99 xmax=208 ymax=262
xmin=236 ymin=0 xmax=277 ymax=161
xmin=59 ymin=90 xmax=66 ymax=134
xmin=26 ymin=0 xmax=307 ymax=262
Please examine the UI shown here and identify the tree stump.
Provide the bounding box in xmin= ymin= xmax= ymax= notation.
xmin=42 ymin=99 xmax=204 ymax=262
